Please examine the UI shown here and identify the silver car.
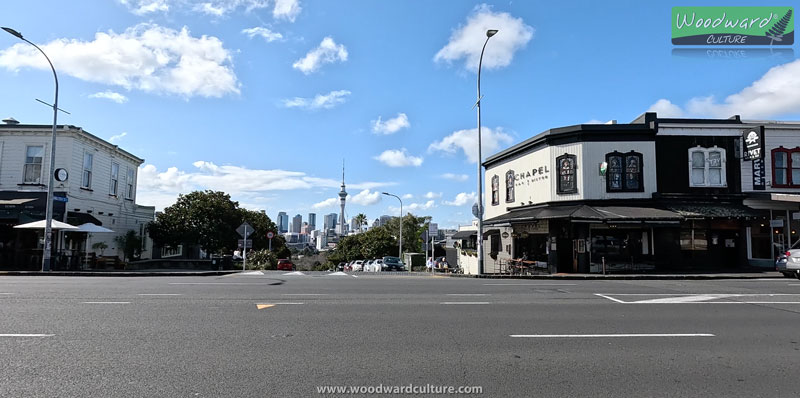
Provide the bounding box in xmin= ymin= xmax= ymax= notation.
xmin=776 ymin=240 xmax=800 ymax=279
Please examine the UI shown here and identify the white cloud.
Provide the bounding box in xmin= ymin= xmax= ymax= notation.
xmin=434 ymin=4 xmax=534 ymax=72
xmin=312 ymin=197 xmax=338 ymax=209
xmin=282 ymin=90 xmax=351 ymax=110
xmin=646 ymin=99 xmax=684 ymax=118
xmin=274 ymin=0 xmax=301 ymax=22
xmin=0 ymin=24 xmax=239 ymax=98
xmin=648 ymin=59 xmax=800 ymax=119
xmin=136 ymin=161 xmax=394 ymax=211
xmin=108 ymin=132 xmax=128 ymax=144
xmin=241 ymin=27 xmax=283 ymax=42
xmin=89 ymin=90 xmax=129 ymax=104
xmin=118 ymin=0 xmax=169 ymax=15
xmin=374 ymin=149 xmax=424 ymax=167
xmin=401 ymin=194 xmax=413 ymax=199
xmin=440 ymin=173 xmax=469 ymax=181
xmin=390 ymin=200 xmax=435 ymax=214
xmin=428 ymin=126 xmax=513 ymax=164
xmin=192 ymin=0 xmax=270 ymax=16
xmin=443 ymin=192 xmax=476 ymax=206
xmin=350 ymin=189 xmax=382 ymax=206
xmin=292 ymin=37 xmax=348 ymax=74
xmin=371 ymin=113 xmax=410 ymax=135
xmin=424 ymin=192 xmax=442 ymax=199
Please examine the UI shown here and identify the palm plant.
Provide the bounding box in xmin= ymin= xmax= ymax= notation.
xmin=354 ymin=213 xmax=367 ymax=233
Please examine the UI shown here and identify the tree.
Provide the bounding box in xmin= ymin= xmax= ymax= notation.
xmin=238 ymin=208 xmax=287 ymax=253
xmin=382 ymin=213 xmax=431 ymax=254
xmin=114 ymin=230 xmax=142 ymax=261
xmin=354 ymin=213 xmax=368 ymax=233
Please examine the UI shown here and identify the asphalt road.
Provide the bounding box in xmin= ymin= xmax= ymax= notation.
xmin=1 ymin=272 xmax=799 ymax=397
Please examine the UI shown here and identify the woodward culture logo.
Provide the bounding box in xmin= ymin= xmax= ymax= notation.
xmin=672 ymin=7 xmax=794 ymax=45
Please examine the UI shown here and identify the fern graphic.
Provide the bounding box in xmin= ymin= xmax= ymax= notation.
xmin=766 ymin=9 xmax=792 ymax=44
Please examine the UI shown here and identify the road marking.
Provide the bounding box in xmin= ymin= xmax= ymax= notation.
xmin=256 ymin=304 xmax=274 ymax=309
xmin=137 ymin=294 xmax=182 ymax=296
xmin=594 ymin=294 xmax=626 ymax=303
xmin=283 ymin=271 xmax=305 ymax=276
xmin=328 ymin=272 xmax=348 ymax=276
xmin=510 ymin=333 xmax=715 ymax=338
xmin=256 ymin=302 xmax=304 ymax=306
xmin=446 ymin=294 xmax=491 ymax=296
xmin=168 ymin=283 xmax=265 ymax=285
xmin=282 ymin=294 xmax=328 ymax=296
xmin=0 ymin=293 xmax=15 ymax=295
xmin=241 ymin=271 xmax=264 ymax=275
xmin=82 ymin=301 xmax=130 ymax=304
xmin=0 ymin=334 xmax=55 ymax=337
xmin=788 ymin=284 xmax=800 ymax=286
xmin=596 ymin=293 xmax=800 ymax=304
xmin=440 ymin=302 xmax=491 ymax=305
xmin=483 ymin=283 xmax=577 ymax=286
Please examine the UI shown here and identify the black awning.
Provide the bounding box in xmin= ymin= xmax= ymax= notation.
xmin=482 ymin=228 xmax=500 ymax=237
xmin=67 ymin=211 xmax=103 ymax=226
xmin=665 ymin=203 xmax=764 ymax=218
xmin=485 ymin=204 xmax=684 ymax=224
xmin=452 ymin=230 xmax=476 ymax=239
xmin=588 ymin=206 xmax=683 ymax=221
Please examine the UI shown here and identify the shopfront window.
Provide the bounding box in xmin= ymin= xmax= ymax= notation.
xmin=556 ymin=154 xmax=577 ymax=194
xmin=491 ymin=175 xmax=499 ymax=206
xmin=772 ymin=147 xmax=800 ymax=188
xmin=606 ymin=151 xmax=643 ymax=192
xmin=505 ymin=170 xmax=515 ymax=203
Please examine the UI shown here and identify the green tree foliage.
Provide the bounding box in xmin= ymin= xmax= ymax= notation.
xmin=381 ymin=213 xmax=431 ymax=254
xmin=114 ymin=230 xmax=142 ymax=261
xmin=354 ymin=213 xmax=367 ymax=233
xmin=147 ymin=190 xmax=288 ymax=258
xmin=327 ymin=212 xmax=431 ymax=264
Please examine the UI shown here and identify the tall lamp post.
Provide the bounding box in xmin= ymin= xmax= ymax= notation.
xmin=3 ymin=27 xmax=60 ymax=272
xmin=476 ymin=29 xmax=498 ymax=275
xmin=381 ymin=192 xmax=404 ymax=271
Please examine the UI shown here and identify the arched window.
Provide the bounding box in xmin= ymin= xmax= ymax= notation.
xmin=505 ymin=170 xmax=515 ymax=203
xmin=606 ymin=151 xmax=643 ymax=192
xmin=772 ymin=147 xmax=800 ymax=188
xmin=491 ymin=175 xmax=499 ymax=206
xmin=556 ymin=153 xmax=578 ymax=194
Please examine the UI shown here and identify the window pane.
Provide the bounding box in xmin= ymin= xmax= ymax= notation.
xmin=775 ymin=169 xmax=787 ymax=185
xmin=625 ymin=156 xmax=640 ymax=172
xmin=775 ymin=152 xmax=787 ymax=167
xmin=792 ymin=152 xmax=800 ymax=165
xmin=24 ymin=164 xmax=41 ymax=183
xmin=26 ymin=146 xmax=44 ymax=158
xmin=111 ymin=163 xmax=119 ymax=178
xmin=692 ymin=168 xmax=705 ymax=185
xmin=608 ymin=156 xmax=622 ymax=172
xmin=792 ymin=169 xmax=800 ymax=185
xmin=609 ymin=173 xmax=622 ymax=190
xmin=625 ymin=173 xmax=639 ymax=190
xmin=691 ymin=151 xmax=705 ymax=167
xmin=707 ymin=151 xmax=721 ymax=167
xmin=84 ymin=153 xmax=93 ymax=169
xmin=709 ymin=168 xmax=722 ymax=185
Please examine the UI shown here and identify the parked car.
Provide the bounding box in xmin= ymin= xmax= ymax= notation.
xmin=382 ymin=256 xmax=405 ymax=271
xmin=776 ymin=240 xmax=800 ymax=279
xmin=337 ymin=262 xmax=346 ymax=271
xmin=351 ymin=260 xmax=364 ymax=272
xmin=364 ymin=259 xmax=381 ymax=272
xmin=277 ymin=259 xmax=294 ymax=271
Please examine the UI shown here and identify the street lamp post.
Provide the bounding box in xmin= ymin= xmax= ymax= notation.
xmin=476 ymin=29 xmax=498 ymax=275
xmin=3 ymin=27 xmax=60 ymax=272
xmin=381 ymin=192 xmax=404 ymax=271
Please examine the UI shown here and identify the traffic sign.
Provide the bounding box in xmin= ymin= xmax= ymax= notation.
xmin=236 ymin=222 xmax=254 ymax=238
xmin=237 ymin=239 xmax=253 ymax=249
xmin=267 ymin=231 xmax=274 ymax=239
xmin=53 ymin=196 xmax=68 ymax=203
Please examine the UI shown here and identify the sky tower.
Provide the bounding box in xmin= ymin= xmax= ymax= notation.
xmin=338 ymin=160 xmax=347 ymax=237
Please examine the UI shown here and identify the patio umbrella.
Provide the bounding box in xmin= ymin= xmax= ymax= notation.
xmin=14 ymin=219 xmax=79 ymax=230
xmin=76 ymin=223 xmax=114 ymax=266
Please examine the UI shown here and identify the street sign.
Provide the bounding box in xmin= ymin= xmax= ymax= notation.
xmin=236 ymin=222 xmax=254 ymax=238
xmin=237 ymin=239 xmax=253 ymax=248
xmin=266 ymin=231 xmax=274 ymax=239
xmin=53 ymin=196 xmax=68 ymax=203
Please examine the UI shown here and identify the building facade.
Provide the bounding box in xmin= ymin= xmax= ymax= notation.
xmin=277 ymin=212 xmax=288 ymax=233
xmin=291 ymin=214 xmax=302 ymax=234
xmin=458 ymin=113 xmax=800 ymax=274
xmin=308 ymin=212 xmax=316 ymax=230
xmin=0 ymin=120 xmax=155 ymax=270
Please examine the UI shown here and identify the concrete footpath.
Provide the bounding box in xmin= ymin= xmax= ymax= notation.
xmin=0 ymin=270 xmax=240 ymax=277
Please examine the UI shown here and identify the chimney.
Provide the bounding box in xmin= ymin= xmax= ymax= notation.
xmin=2 ymin=117 xmax=19 ymax=125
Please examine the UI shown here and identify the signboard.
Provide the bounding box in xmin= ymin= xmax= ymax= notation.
xmin=266 ymin=231 xmax=274 ymax=239
xmin=514 ymin=220 xmax=549 ymax=235
xmin=752 ymin=158 xmax=766 ymax=190
xmin=742 ymin=127 xmax=764 ymax=160
xmin=428 ymin=223 xmax=438 ymax=237
xmin=770 ymin=220 xmax=784 ymax=227
xmin=53 ymin=196 xmax=68 ymax=203
xmin=236 ymin=222 xmax=253 ymax=238
xmin=598 ymin=162 xmax=608 ymax=176
xmin=237 ymin=239 xmax=253 ymax=249
xmin=672 ymin=7 xmax=795 ymax=45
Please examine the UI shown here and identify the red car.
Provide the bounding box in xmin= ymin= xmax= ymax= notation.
xmin=277 ymin=259 xmax=294 ymax=271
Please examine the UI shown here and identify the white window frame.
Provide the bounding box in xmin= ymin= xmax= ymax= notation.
xmin=110 ymin=162 xmax=120 ymax=196
xmin=23 ymin=145 xmax=45 ymax=184
xmin=82 ymin=151 xmax=93 ymax=189
xmin=688 ymin=146 xmax=727 ymax=187
xmin=126 ymin=167 xmax=135 ymax=199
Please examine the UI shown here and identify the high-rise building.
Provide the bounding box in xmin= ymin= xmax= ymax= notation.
xmin=324 ymin=213 xmax=338 ymax=231
xmin=291 ymin=214 xmax=302 ymax=233
xmin=308 ymin=213 xmax=316 ymax=230
xmin=277 ymin=212 xmax=288 ymax=233
xmin=300 ymin=222 xmax=310 ymax=235
xmin=338 ymin=162 xmax=347 ymax=236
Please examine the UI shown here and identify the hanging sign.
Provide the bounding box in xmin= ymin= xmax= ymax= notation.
xmin=742 ymin=127 xmax=764 ymax=160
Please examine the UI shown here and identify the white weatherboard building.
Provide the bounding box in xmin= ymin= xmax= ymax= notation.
xmin=0 ymin=119 xmax=155 ymax=270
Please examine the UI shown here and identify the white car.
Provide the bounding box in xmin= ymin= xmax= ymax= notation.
xmin=351 ymin=260 xmax=364 ymax=272
xmin=364 ymin=259 xmax=383 ymax=272
xmin=776 ymin=240 xmax=800 ymax=279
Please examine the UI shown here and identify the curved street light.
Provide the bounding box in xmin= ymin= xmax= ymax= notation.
xmin=381 ymin=192 xmax=405 ymax=271
xmin=3 ymin=27 xmax=60 ymax=272
xmin=476 ymin=29 xmax=497 ymax=275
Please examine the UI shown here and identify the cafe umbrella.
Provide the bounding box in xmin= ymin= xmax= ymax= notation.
xmin=76 ymin=223 xmax=114 ymax=266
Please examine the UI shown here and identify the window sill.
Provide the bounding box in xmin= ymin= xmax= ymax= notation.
xmin=771 ymin=184 xmax=800 ymax=188
xmin=80 ymin=187 xmax=93 ymax=192
xmin=689 ymin=185 xmax=727 ymax=188
xmin=18 ymin=183 xmax=45 ymax=187
xmin=124 ymin=198 xmax=134 ymax=201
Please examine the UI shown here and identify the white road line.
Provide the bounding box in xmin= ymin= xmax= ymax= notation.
xmin=283 ymin=271 xmax=305 ymax=276
xmin=256 ymin=302 xmax=304 ymax=305
xmin=137 ymin=294 xmax=183 ymax=296
xmin=594 ymin=294 xmax=626 ymax=303
xmin=440 ymin=302 xmax=491 ymax=305
xmin=788 ymin=284 xmax=800 ymax=286
xmin=82 ymin=301 xmax=130 ymax=304
xmin=282 ymin=294 xmax=329 ymax=296
xmin=168 ymin=283 xmax=265 ymax=285
xmin=510 ymin=333 xmax=715 ymax=338
xmin=483 ymin=283 xmax=577 ymax=286
xmin=0 ymin=293 xmax=15 ymax=295
xmin=241 ymin=271 xmax=264 ymax=275
xmin=0 ymin=334 xmax=54 ymax=337
xmin=446 ymin=294 xmax=491 ymax=296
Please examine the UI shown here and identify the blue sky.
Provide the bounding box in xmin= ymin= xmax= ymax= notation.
xmin=1 ymin=1 xmax=799 ymax=229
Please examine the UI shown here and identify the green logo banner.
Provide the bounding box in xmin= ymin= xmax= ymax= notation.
xmin=672 ymin=7 xmax=793 ymax=45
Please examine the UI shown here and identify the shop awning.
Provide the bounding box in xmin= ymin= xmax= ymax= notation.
xmin=485 ymin=205 xmax=683 ymax=224
xmin=67 ymin=211 xmax=103 ymax=226
xmin=665 ymin=203 xmax=764 ymax=218
xmin=452 ymin=230 xmax=476 ymax=239
xmin=482 ymin=228 xmax=500 ymax=237
xmin=0 ymin=198 xmax=36 ymax=206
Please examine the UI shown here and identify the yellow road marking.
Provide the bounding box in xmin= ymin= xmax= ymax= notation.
xmin=257 ymin=304 xmax=275 ymax=309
